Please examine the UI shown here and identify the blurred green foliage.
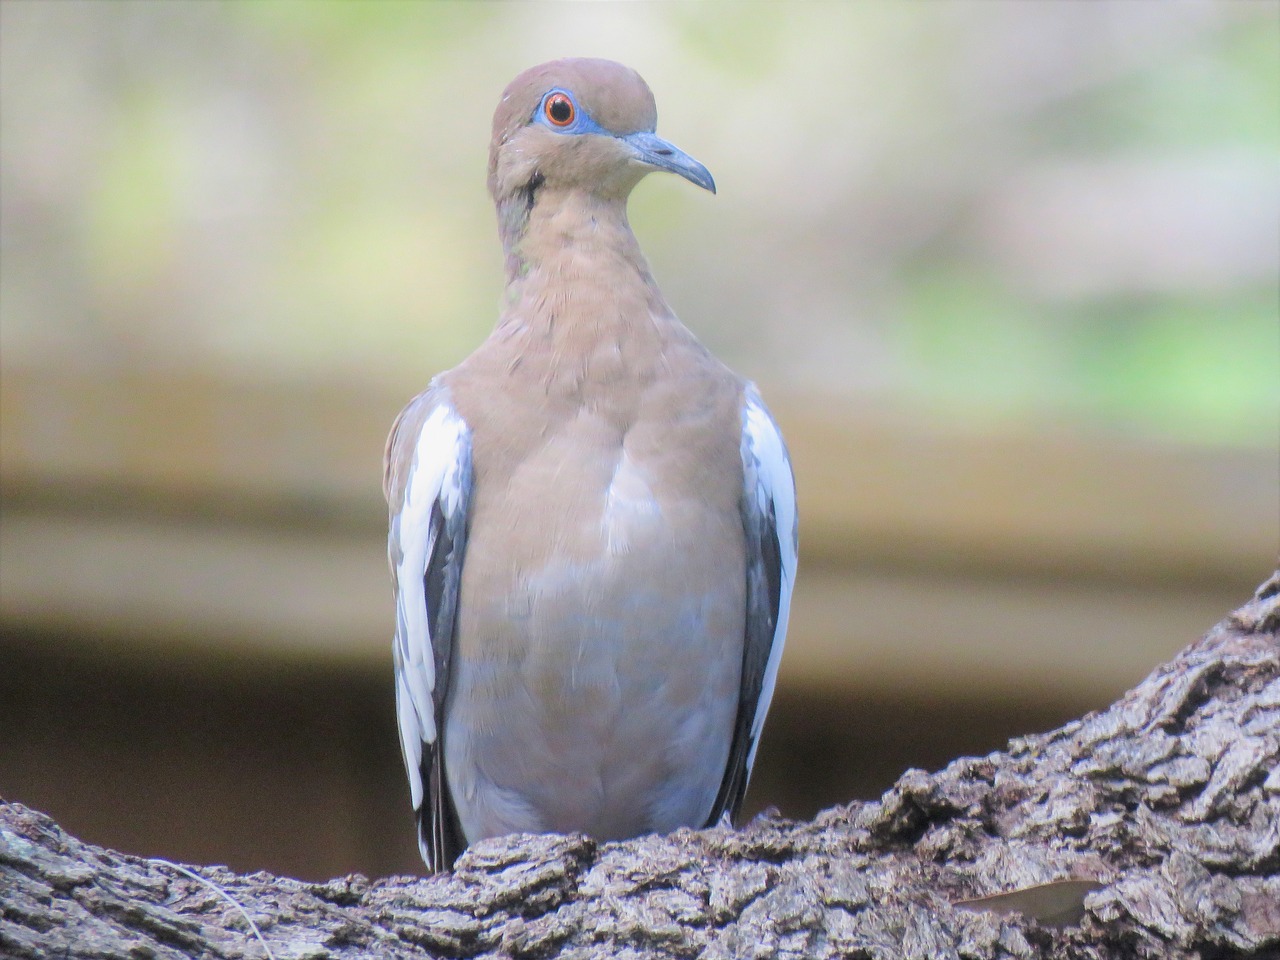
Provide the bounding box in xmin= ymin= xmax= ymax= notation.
xmin=898 ymin=268 xmax=1276 ymax=444
xmin=1 ymin=1 xmax=1275 ymax=447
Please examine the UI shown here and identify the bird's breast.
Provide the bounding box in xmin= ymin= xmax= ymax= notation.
xmin=440 ymin=362 xmax=748 ymax=843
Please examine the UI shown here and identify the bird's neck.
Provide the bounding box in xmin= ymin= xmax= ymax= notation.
xmin=496 ymin=187 xmax=671 ymax=333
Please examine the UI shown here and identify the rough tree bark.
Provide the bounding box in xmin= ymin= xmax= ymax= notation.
xmin=3 ymin=573 xmax=1277 ymax=960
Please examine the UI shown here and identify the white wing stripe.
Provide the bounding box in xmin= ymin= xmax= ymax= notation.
xmin=743 ymin=391 xmax=798 ymax=769
xmin=391 ymin=401 xmax=470 ymax=811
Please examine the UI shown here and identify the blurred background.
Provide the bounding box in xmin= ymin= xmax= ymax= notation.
xmin=1 ymin=1 xmax=1276 ymax=881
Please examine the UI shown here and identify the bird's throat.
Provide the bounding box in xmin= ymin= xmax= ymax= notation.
xmin=498 ymin=187 xmax=667 ymax=336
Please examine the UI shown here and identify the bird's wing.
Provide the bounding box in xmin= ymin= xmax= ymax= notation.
xmin=707 ymin=385 xmax=799 ymax=825
xmin=384 ymin=385 xmax=472 ymax=872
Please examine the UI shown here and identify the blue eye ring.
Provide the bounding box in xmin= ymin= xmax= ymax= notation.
xmin=544 ymin=92 xmax=575 ymax=127
xmin=534 ymin=89 xmax=607 ymax=137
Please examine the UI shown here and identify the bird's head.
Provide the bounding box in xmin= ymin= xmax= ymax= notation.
xmin=488 ymin=58 xmax=715 ymax=207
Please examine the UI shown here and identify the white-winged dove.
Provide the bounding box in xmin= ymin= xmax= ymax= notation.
xmin=385 ymin=58 xmax=798 ymax=872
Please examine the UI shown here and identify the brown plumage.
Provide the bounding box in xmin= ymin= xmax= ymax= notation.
xmin=386 ymin=58 xmax=797 ymax=872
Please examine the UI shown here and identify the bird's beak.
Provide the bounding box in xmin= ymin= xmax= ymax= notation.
xmin=622 ymin=130 xmax=716 ymax=195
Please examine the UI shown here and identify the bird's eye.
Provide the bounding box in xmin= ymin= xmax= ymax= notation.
xmin=544 ymin=93 xmax=575 ymax=127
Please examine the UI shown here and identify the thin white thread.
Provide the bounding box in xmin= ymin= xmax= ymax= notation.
xmin=152 ymin=858 xmax=276 ymax=960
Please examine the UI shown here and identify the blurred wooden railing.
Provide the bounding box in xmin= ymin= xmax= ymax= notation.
xmin=1 ymin=363 xmax=1274 ymax=702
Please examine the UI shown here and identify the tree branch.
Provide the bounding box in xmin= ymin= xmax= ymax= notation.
xmin=3 ymin=573 xmax=1277 ymax=959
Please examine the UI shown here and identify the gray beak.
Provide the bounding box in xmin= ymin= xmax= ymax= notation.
xmin=622 ymin=130 xmax=716 ymax=194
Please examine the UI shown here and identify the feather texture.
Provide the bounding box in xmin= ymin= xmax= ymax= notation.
xmin=708 ymin=387 xmax=799 ymax=823
xmin=386 ymin=388 xmax=472 ymax=871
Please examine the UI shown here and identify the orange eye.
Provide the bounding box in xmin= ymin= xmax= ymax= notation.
xmin=544 ymin=93 xmax=575 ymax=127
